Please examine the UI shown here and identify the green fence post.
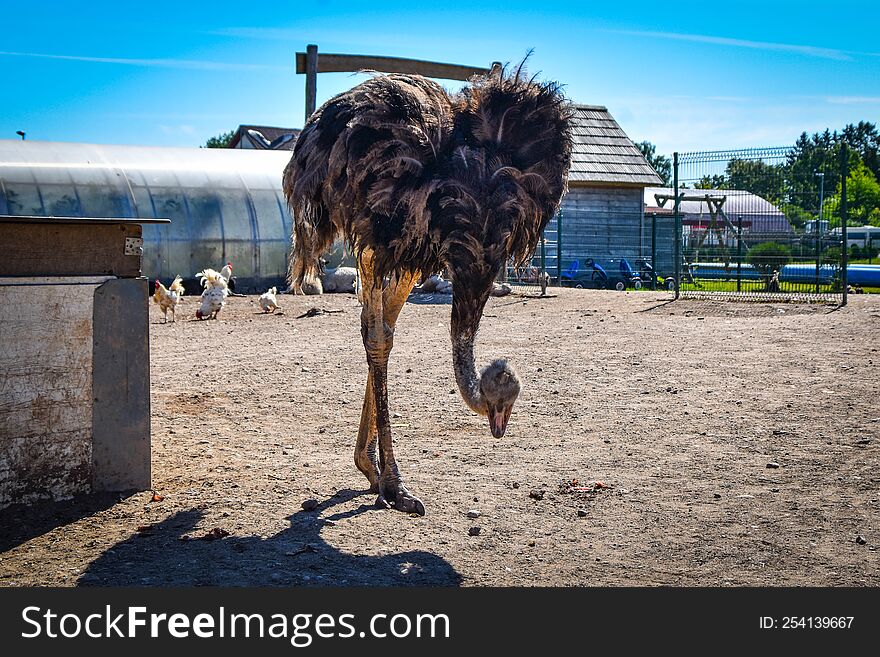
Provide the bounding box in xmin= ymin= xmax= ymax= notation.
xmin=841 ymin=144 xmax=848 ymax=306
xmin=673 ymin=152 xmax=680 ymax=299
xmin=556 ymin=211 xmax=563 ymax=286
xmin=737 ymin=215 xmax=743 ymax=292
xmin=540 ymin=231 xmax=546 ymax=280
xmin=815 ymin=213 xmax=822 ymax=295
xmin=650 ymin=212 xmax=657 ymax=291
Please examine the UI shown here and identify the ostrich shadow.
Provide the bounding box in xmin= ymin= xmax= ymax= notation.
xmin=78 ymin=489 xmax=462 ymax=587
xmin=0 ymin=492 xmax=121 ymax=553
xmin=405 ymin=292 xmax=452 ymax=305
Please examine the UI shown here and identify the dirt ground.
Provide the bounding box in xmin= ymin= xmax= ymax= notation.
xmin=1 ymin=288 xmax=878 ymax=587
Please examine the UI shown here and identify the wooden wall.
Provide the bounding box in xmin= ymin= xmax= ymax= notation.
xmin=0 ymin=279 xmax=104 ymax=507
xmin=558 ymin=185 xmax=644 ymax=264
xmin=548 ymin=185 xmax=677 ymax=276
xmin=0 ymin=276 xmax=150 ymax=509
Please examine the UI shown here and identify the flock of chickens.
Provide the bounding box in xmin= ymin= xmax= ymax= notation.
xmin=151 ymin=260 xmax=280 ymax=323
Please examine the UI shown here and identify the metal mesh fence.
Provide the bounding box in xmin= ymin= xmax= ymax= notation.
xmin=506 ymin=209 xmax=680 ymax=296
xmin=504 ymin=143 xmax=854 ymax=305
xmin=674 ymin=147 xmax=847 ymax=303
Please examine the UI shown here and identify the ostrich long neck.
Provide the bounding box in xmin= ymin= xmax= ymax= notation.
xmin=452 ymin=329 xmax=487 ymax=416
xmin=450 ymin=289 xmax=491 ymax=417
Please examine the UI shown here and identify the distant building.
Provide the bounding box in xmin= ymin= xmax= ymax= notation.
xmin=830 ymin=225 xmax=880 ymax=249
xmin=228 ymin=125 xmax=301 ymax=151
xmin=537 ymin=104 xmax=663 ymax=277
xmin=644 ymin=186 xmax=792 ymax=258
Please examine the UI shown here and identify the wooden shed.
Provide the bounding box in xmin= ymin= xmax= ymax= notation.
xmin=541 ymin=105 xmax=663 ymax=275
xmin=0 ymin=216 xmax=166 ymax=509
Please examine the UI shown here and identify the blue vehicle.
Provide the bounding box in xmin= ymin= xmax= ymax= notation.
xmin=561 ymin=258 xmax=643 ymax=291
xmin=635 ymin=258 xmax=678 ymax=291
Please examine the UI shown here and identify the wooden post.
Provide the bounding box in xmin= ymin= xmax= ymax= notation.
xmin=305 ymin=44 xmax=318 ymax=123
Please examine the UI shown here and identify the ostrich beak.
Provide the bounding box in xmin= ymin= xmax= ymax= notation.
xmin=488 ymin=405 xmax=513 ymax=438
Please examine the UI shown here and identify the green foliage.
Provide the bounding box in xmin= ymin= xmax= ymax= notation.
xmin=725 ymin=158 xmax=786 ymax=204
xmin=636 ymin=141 xmax=672 ymax=185
xmin=843 ymin=162 xmax=880 ymax=225
xmin=693 ymin=122 xmax=880 ymax=233
xmin=746 ymin=241 xmax=792 ymax=276
xmin=694 ymin=174 xmax=726 ymax=189
xmin=203 ymin=130 xmax=235 ymax=148
xmin=780 ymin=203 xmax=812 ymax=229
xmin=822 ymin=162 xmax=880 ymax=227
xmin=821 ymin=246 xmax=841 ymax=265
xmin=841 ymin=121 xmax=880 ymax=180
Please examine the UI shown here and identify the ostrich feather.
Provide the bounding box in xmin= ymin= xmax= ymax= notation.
xmin=284 ymin=61 xmax=573 ymax=287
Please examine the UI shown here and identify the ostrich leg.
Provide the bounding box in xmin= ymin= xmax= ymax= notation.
xmin=357 ymin=256 xmax=424 ymax=514
xmin=354 ymin=269 xmax=420 ymax=492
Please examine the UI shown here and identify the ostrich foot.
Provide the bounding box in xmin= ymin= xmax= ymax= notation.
xmin=375 ymin=480 xmax=425 ymax=516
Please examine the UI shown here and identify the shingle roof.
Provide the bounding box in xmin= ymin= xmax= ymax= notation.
xmin=568 ymin=105 xmax=663 ymax=186
xmin=229 ymin=125 xmax=301 ymax=150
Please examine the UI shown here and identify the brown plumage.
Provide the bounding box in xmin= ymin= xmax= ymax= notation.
xmin=283 ymin=62 xmax=572 ymax=515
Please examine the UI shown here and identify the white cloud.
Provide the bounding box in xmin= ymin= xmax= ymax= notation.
xmin=823 ymin=96 xmax=880 ymax=105
xmin=600 ymin=29 xmax=875 ymax=61
xmin=0 ymin=50 xmax=285 ymax=72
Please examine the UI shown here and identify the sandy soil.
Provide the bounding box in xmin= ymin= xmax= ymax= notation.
xmin=1 ymin=288 xmax=878 ymax=586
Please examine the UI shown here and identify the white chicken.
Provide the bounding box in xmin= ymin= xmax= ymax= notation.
xmin=259 ymin=286 xmax=281 ymax=313
xmin=194 ymin=268 xmax=229 ymax=320
xmin=152 ymin=275 xmax=184 ymax=323
xmin=219 ymin=261 xmax=237 ymax=294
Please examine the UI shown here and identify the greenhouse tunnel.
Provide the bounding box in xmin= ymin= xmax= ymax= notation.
xmin=0 ymin=139 xmax=311 ymax=292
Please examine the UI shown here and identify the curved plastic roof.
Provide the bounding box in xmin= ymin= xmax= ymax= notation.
xmin=0 ymin=139 xmax=295 ymax=290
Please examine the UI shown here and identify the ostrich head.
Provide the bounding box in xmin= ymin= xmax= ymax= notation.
xmin=480 ymin=359 xmax=521 ymax=438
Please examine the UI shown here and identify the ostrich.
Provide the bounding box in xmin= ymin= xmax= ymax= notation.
xmin=283 ymin=64 xmax=572 ymax=515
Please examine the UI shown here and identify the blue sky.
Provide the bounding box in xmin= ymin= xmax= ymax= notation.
xmin=1 ymin=0 xmax=877 ymax=155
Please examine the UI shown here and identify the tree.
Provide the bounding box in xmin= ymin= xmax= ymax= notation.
xmin=724 ymin=158 xmax=786 ymax=204
xmin=636 ymin=141 xmax=672 ymax=185
xmin=823 ymin=162 xmax=880 ymax=227
xmin=746 ymin=241 xmax=792 ymax=290
xmin=780 ymin=203 xmax=812 ymax=229
xmin=843 ymin=162 xmax=880 ymax=226
xmin=204 ymin=130 xmax=235 ymax=148
xmin=841 ymin=121 xmax=880 ymax=181
xmin=694 ymin=174 xmax=726 ymax=189
xmin=786 ymin=124 xmax=876 ymax=213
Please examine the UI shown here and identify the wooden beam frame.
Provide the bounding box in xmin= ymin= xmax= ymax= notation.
xmin=295 ymin=44 xmax=497 ymax=122
xmin=295 ymin=51 xmax=491 ymax=80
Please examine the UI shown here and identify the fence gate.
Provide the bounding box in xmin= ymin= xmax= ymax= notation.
xmin=672 ymin=145 xmax=849 ymax=304
xmin=506 ymin=211 xmax=562 ymax=296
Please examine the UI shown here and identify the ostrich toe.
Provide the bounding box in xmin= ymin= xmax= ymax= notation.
xmin=376 ymin=483 xmax=426 ymax=516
